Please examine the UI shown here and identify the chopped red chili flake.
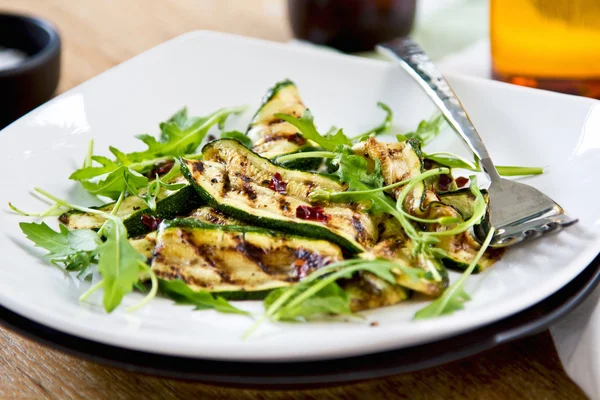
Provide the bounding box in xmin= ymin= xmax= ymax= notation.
xmin=456 ymin=176 xmax=469 ymax=188
xmin=269 ymin=172 xmax=287 ymax=194
xmin=296 ymin=205 xmax=329 ymax=222
xmin=140 ymin=214 xmax=162 ymax=231
xmin=438 ymin=174 xmax=453 ymax=192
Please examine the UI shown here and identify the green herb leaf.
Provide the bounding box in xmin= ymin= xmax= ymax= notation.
xmin=425 ymin=153 xmax=475 ymax=170
xmin=266 ymin=260 xmax=411 ymax=322
xmin=425 ymin=152 xmax=544 ymax=177
xmin=275 ymin=110 xmax=352 ymax=151
xmin=352 ymin=102 xmax=393 ymax=142
xmin=220 ymin=130 xmax=253 ymax=148
xmin=123 ymin=164 xmax=184 ymax=212
xmin=19 ymin=222 xmax=100 ymax=272
xmin=77 ymin=166 xmax=149 ymax=200
xmin=332 ymin=149 xmax=384 ymax=192
xmin=402 ymin=112 xmax=445 ymax=146
xmin=70 ymin=106 xmax=245 ymax=197
xmin=264 ymin=283 xmax=352 ymax=321
xmin=159 ymin=279 xmax=248 ymax=315
xmin=96 ymin=219 xmax=145 ymax=312
xmin=327 ymin=148 xmax=393 ymax=214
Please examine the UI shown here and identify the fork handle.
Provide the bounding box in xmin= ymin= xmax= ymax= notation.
xmin=376 ymin=38 xmax=501 ymax=182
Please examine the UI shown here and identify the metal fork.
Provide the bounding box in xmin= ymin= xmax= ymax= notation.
xmin=376 ymin=38 xmax=578 ymax=247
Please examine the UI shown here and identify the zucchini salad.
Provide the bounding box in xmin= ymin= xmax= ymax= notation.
xmin=11 ymin=80 xmax=543 ymax=333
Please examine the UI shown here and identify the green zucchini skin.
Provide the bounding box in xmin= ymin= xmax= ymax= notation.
xmin=123 ymin=185 xmax=204 ymax=236
xmin=252 ymin=79 xmax=295 ymax=120
xmin=59 ymin=185 xmax=204 ymax=237
xmin=179 ymin=139 xmax=378 ymax=254
xmin=439 ymin=188 xmax=489 ymax=220
xmin=272 ymin=146 xmax=325 ymax=172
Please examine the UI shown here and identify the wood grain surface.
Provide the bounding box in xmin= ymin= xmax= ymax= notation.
xmin=0 ymin=1 xmax=588 ymax=399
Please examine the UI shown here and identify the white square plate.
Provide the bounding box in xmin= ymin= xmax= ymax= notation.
xmin=1 ymin=31 xmax=599 ymax=362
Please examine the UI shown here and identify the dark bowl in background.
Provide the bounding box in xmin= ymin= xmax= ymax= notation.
xmin=0 ymin=13 xmax=61 ymax=129
xmin=288 ymin=0 xmax=416 ymax=53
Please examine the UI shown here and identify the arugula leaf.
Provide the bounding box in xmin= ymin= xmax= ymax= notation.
xmin=19 ymin=222 xmax=100 ymax=272
xmin=130 ymin=106 xmax=246 ymax=160
xmin=275 ymin=110 xmax=351 ymax=151
xmin=96 ymin=219 xmax=145 ymax=312
xmin=77 ymin=166 xmax=149 ymax=200
xmin=159 ymin=279 xmax=248 ymax=315
xmin=244 ymin=259 xmax=421 ymax=337
xmin=425 ymin=153 xmax=475 ymax=170
xmin=402 ymin=112 xmax=445 ymax=146
xmin=352 ymin=102 xmax=393 ymax=142
xmin=124 ymin=159 xmax=185 ymax=211
xmin=70 ymin=106 xmax=245 ymax=197
xmin=325 ymin=148 xmax=395 ymax=215
xmin=331 ymin=148 xmax=384 ymax=192
xmin=220 ymin=130 xmax=253 ymax=149
xmin=264 ymin=283 xmax=352 ymax=321
xmin=425 ymin=152 xmax=544 ymax=177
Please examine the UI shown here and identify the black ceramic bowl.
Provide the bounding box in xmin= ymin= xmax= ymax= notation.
xmin=0 ymin=13 xmax=61 ymax=129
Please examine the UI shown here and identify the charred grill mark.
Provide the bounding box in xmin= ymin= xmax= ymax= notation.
xmin=262 ymin=133 xmax=290 ymax=143
xmin=262 ymin=132 xmax=306 ymax=146
xmin=240 ymin=174 xmax=252 ymax=183
xmin=277 ymin=197 xmax=291 ymax=213
xmin=220 ymin=173 xmax=231 ymax=197
xmin=242 ymin=183 xmax=258 ymax=201
xmin=352 ymin=215 xmax=366 ymax=243
xmin=234 ymin=237 xmax=267 ymax=273
xmin=204 ymin=212 xmax=223 ymax=225
xmin=486 ymin=247 xmax=505 ymax=261
xmin=387 ymin=148 xmax=401 ymax=157
xmin=377 ymin=222 xmax=386 ymax=238
xmin=303 ymin=180 xmax=315 ymax=196
xmin=211 ymin=153 xmax=225 ymax=164
xmin=267 ymin=118 xmax=285 ymax=126
xmin=191 ymin=160 xmax=205 ymax=174
xmin=348 ymin=202 xmax=362 ymax=212
xmin=58 ymin=213 xmax=69 ymax=225
xmin=180 ymin=231 xmax=216 ymax=268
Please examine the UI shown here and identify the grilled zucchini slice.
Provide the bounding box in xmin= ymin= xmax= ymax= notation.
xmin=248 ymin=79 xmax=322 ymax=171
xmin=420 ymin=189 xmax=501 ymax=273
xmin=180 ymin=139 xmax=377 ymax=253
xmin=439 ymin=188 xmax=488 ymax=220
xmin=353 ymin=137 xmax=423 ymax=198
xmin=152 ymin=219 xmax=344 ymax=292
xmin=340 ymin=272 xmax=411 ymax=312
xmin=59 ymin=179 xmax=204 ymax=237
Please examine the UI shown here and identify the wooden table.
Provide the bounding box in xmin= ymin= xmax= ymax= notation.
xmin=0 ymin=1 xmax=588 ymax=398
